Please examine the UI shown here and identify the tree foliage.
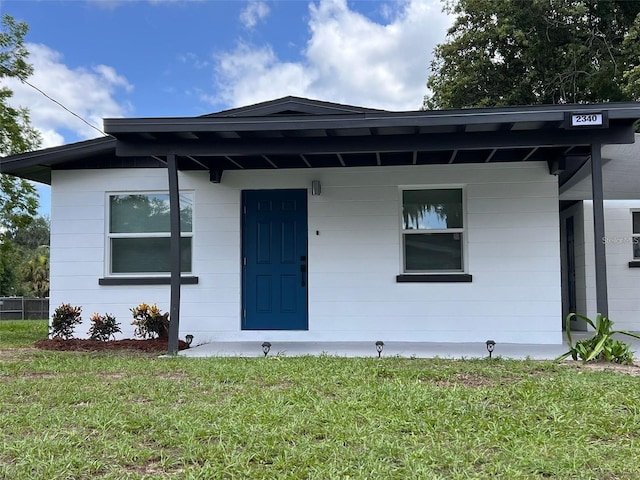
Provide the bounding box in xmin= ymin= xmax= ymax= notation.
xmin=425 ymin=0 xmax=640 ymax=109
xmin=1 ymin=14 xmax=41 ymax=155
xmin=15 ymin=216 xmax=50 ymax=297
xmin=1 ymin=14 xmax=44 ymax=296
xmin=21 ymin=245 xmax=49 ymax=298
xmin=12 ymin=215 xmax=49 ymax=250
xmin=0 ymin=217 xmax=49 ymax=297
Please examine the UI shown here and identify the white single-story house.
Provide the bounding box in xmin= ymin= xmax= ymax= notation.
xmin=2 ymin=97 xmax=640 ymax=351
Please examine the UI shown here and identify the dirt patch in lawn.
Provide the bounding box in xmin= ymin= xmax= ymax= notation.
xmin=34 ymin=337 xmax=189 ymax=353
xmin=573 ymin=361 xmax=640 ymax=376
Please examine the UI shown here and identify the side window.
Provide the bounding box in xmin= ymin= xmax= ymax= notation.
xmin=108 ymin=193 xmax=193 ymax=275
xmin=633 ymin=211 xmax=640 ymax=260
xmin=401 ymin=188 xmax=464 ymax=272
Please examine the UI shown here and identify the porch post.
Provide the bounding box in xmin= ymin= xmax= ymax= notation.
xmin=590 ymin=143 xmax=608 ymax=317
xmin=167 ymin=153 xmax=181 ymax=355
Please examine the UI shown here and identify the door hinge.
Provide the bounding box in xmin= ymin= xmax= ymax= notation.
xmin=243 ymin=205 xmax=247 ymax=214
xmin=242 ymin=309 xmax=246 ymax=318
xmin=243 ymin=257 xmax=247 ymax=266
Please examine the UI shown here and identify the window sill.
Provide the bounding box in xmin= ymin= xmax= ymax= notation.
xmin=629 ymin=261 xmax=640 ymax=268
xmin=396 ymin=274 xmax=472 ymax=283
xmin=99 ymin=276 xmax=199 ymax=286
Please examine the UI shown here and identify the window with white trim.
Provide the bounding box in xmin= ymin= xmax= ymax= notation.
xmin=401 ymin=188 xmax=464 ymax=272
xmin=633 ymin=211 xmax=640 ymax=260
xmin=108 ymin=193 xmax=193 ymax=275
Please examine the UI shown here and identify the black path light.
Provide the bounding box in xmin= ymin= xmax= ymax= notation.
xmin=375 ymin=341 xmax=384 ymax=358
xmin=485 ymin=340 xmax=496 ymax=359
xmin=262 ymin=342 xmax=272 ymax=357
xmin=185 ymin=334 xmax=194 ymax=347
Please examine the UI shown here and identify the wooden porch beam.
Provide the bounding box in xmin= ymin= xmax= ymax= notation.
xmin=590 ymin=143 xmax=609 ymax=317
xmin=167 ymin=153 xmax=182 ymax=355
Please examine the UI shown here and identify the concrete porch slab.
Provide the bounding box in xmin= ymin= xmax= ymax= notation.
xmin=178 ymin=333 xmax=640 ymax=360
xmin=179 ymin=340 xmax=565 ymax=360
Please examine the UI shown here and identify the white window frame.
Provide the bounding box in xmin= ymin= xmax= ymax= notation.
xmin=632 ymin=210 xmax=640 ymax=260
xmin=106 ymin=191 xmax=194 ymax=277
xmin=399 ymin=186 xmax=467 ymax=274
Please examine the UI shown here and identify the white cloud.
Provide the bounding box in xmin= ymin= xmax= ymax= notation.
xmin=211 ymin=0 xmax=452 ymax=111
xmin=92 ymin=65 xmax=133 ymax=92
xmin=214 ymin=43 xmax=312 ymax=107
xmin=240 ymin=1 xmax=270 ymax=29
xmin=5 ymin=43 xmax=132 ymax=148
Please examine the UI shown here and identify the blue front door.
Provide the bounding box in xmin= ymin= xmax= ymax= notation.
xmin=242 ymin=189 xmax=308 ymax=330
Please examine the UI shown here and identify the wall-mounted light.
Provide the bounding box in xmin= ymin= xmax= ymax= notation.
xmin=185 ymin=334 xmax=194 ymax=347
xmin=485 ymin=340 xmax=496 ymax=359
xmin=375 ymin=340 xmax=384 ymax=358
xmin=311 ymin=180 xmax=322 ymax=196
xmin=262 ymin=341 xmax=272 ymax=357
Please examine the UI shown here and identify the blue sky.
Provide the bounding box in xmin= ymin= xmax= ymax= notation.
xmin=0 ymin=0 xmax=451 ymax=216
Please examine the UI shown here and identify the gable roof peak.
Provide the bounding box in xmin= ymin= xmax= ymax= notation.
xmin=203 ymin=96 xmax=387 ymax=118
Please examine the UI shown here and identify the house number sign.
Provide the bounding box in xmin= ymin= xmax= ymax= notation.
xmin=565 ymin=111 xmax=607 ymax=128
xmin=571 ymin=113 xmax=603 ymax=126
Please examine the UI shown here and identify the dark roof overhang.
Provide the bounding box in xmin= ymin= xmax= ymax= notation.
xmin=2 ymin=97 xmax=640 ymax=186
xmin=0 ymin=136 xmax=117 ymax=184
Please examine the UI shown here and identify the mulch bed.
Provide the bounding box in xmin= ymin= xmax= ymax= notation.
xmin=34 ymin=337 xmax=189 ymax=353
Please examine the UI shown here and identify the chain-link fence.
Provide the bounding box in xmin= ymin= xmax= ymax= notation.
xmin=0 ymin=297 xmax=49 ymax=320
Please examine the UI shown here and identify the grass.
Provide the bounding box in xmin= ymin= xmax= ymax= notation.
xmin=1 ymin=322 xmax=640 ymax=479
xmin=0 ymin=319 xmax=48 ymax=347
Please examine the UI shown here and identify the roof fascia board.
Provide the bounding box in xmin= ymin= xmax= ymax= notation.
xmin=1 ymin=136 xmax=115 ymax=171
xmin=115 ymin=127 xmax=634 ymax=158
xmin=104 ymin=103 xmax=640 ymax=135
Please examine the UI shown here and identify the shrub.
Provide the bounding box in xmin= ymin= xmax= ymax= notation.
xmin=88 ymin=312 xmax=121 ymax=341
xmin=557 ymin=313 xmax=640 ymax=364
xmin=130 ymin=303 xmax=169 ymax=339
xmin=51 ymin=303 xmax=82 ymax=339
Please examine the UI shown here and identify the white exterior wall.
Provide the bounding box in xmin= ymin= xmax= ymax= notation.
xmin=582 ymin=200 xmax=640 ymax=331
xmin=50 ymin=162 xmax=562 ymax=344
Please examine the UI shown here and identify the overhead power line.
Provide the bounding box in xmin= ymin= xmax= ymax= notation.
xmin=1 ymin=65 xmax=108 ymax=137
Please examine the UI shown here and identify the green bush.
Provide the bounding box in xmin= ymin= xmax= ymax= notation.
xmin=50 ymin=303 xmax=82 ymax=339
xmin=557 ymin=313 xmax=640 ymax=364
xmin=88 ymin=312 xmax=121 ymax=341
xmin=130 ymin=303 xmax=169 ymax=339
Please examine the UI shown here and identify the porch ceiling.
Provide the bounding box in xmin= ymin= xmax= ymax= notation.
xmin=102 ymin=101 xmax=639 ymax=187
xmin=112 ymin=125 xmax=594 ymax=168
xmin=2 ymin=99 xmax=640 ymax=187
xmin=560 ymin=134 xmax=640 ymax=200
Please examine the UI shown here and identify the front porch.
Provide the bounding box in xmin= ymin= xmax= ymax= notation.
xmin=178 ymin=332 xmax=640 ymax=360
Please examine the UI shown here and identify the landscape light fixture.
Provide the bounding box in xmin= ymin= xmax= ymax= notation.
xmin=375 ymin=341 xmax=384 ymax=358
xmin=262 ymin=341 xmax=272 ymax=357
xmin=485 ymin=340 xmax=496 ymax=359
xmin=311 ymin=180 xmax=322 ymax=196
xmin=185 ymin=334 xmax=194 ymax=347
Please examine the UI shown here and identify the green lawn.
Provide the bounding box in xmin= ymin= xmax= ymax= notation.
xmin=1 ymin=322 xmax=640 ymax=479
xmin=0 ymin=319 xmax=48 ymax=347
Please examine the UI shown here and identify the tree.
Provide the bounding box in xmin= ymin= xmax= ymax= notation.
xmin=12 ymin=215 xmax=49 ymax=250
xmin=1 ymin=14 xmax=41 ymax=155
xmin=425 ymin=0 xmax=640 ymax=109
xmin=1 ymin=14 xmax=42 ymax=295
xmin=0 ymin=216 xmax=49 ymax=296
xmin=12 ymin=217 xmax=50 ymax=297
xmin=21 ymin=245 xmax=49 ymax=298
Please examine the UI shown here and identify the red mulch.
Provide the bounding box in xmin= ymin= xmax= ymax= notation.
xmin=34 ymin=337 xmax=189 ymax=353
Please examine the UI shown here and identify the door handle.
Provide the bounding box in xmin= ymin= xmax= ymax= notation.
xmin=300 ymin=264 xmax=307 ymax=287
